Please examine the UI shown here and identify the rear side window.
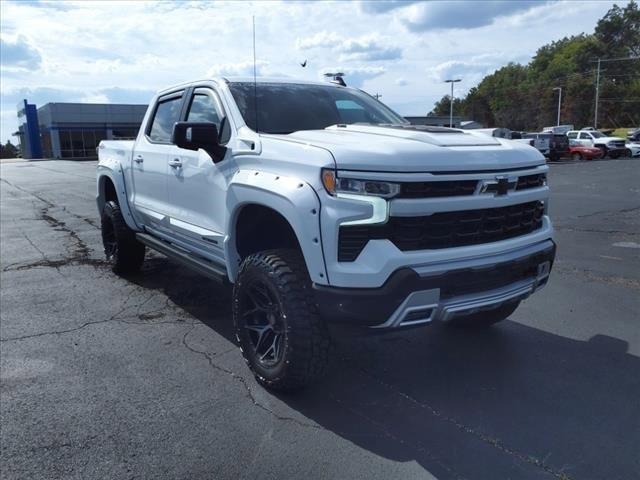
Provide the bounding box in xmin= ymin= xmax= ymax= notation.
xmin=148 ymin=96 xmax=183 ymax=143
xmin=567 ymin=132 xmax=577 ymax=139
xmin=578 ymin=132 xmax=591 ymax=139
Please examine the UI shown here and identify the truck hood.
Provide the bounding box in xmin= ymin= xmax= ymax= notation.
xmin=599 ymin=136 xmax=625 ymax=143
xmin=276 ymin=124 xmax=544 ymax=172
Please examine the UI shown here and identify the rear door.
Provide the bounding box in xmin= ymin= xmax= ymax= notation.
xmin=132 ymin=91 xmax=185 ymax=228
xmin=165 ymin=87 xmax=234 ymax=256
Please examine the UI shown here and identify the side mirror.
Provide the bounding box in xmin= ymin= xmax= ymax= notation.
xmin=172 ymin=122 xmax=227 ymax=162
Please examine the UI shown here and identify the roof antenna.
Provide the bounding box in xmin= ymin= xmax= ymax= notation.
xmin=252 ymin=15 xmax=259 ymax=133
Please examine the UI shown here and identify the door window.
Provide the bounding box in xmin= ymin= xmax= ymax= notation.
xmin=186 ymin=90 xmax=230 ymax=144
xmin=567 ymin=132 xmax=577 ymax=139
xmin=148 ymin=95 xmax=183 ymax=143
xmin=578 ymin=132 xmax=592 ymax=140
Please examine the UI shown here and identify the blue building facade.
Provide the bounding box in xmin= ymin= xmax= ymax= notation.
xmin=16 ymin=100 xmax=43 ymax=159
xmin=16 ymin=100 xmax=147 ymax=159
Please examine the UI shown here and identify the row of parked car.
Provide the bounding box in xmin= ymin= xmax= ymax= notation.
xmin=510 ymin=126 xmax=640 ymax=162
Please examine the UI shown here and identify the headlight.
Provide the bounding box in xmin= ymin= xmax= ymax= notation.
xmin=321 ymin=169 xmax=400 ymax=198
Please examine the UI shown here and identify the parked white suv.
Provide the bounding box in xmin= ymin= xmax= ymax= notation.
xmin=566 ymin=130 xmax=627 ymax=158
xmin=96 ymin=77 xmax=555 ymax=390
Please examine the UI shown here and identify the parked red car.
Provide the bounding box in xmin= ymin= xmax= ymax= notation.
xmin=569 ymin=145 xmax=603 ymax=161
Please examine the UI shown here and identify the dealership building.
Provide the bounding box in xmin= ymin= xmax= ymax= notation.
xmin=16 ymin=99 xmax=147 ymax=159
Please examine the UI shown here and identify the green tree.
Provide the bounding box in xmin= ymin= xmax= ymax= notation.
xmin=0 ymin=140 xmax=19 ymax=159
xmin=432 ymin=1 xmax=640 ymax=130
xmin=428 ymin=95 xmax=463 ymax=117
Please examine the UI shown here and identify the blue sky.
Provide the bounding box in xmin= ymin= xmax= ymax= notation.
xmin=0 ymin=0 xmax=619 ymax=144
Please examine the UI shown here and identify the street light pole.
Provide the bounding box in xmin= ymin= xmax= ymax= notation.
xmin=444 ymin=78 xmax=461 ymax=127
xmin=552 ymin=87 xmax=562 ymax=126
xmin=594 ymin=59 xmax=601 ymax=129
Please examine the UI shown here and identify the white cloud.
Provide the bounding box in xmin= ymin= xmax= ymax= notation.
xmin=297 ymin=32 xmax=402 ymax=62
xmin=0 ymin=34 xmax=42 ymax=71
xmin=319 ymin=66 xmax=386 ymax=88
xmin=398 ymin=1 xmax=543 ymax=31
xmin=295 ymin=31 xmax=340 ymax=50
xmin=206 ymin=60 xmax=272 ymax=78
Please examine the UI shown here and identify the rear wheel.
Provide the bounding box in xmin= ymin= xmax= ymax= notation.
xmin=571 ymin=152 xmax=582 ymax=161
xmin=446 ymin=301 xmax=520 ymax=328
xmin=233 ymin=249 xmax=330 ymax=391
xmin=101 ymin=200 xmax=145 ymax=275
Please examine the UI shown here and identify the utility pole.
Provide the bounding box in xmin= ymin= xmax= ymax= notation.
xmin=553 ymin=87 xmax=562 ymax=126
xmin=444 ymin=78 xmax=461 ymax=127
xmin=590 ymin=56 xmax=639 ymax=129
xmin=594 ymin=59 xmax=601 ymax=129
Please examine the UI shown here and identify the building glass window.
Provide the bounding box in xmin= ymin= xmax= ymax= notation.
xmin=41 ymin=131 xmax=52 ymax=158
xmin=112 ymin=129 xmax=137 ymax=139
xmin=71 ymin=131 xmax=84 ymax=157
xmin=59 ymin=130 xmax=73 ymax=158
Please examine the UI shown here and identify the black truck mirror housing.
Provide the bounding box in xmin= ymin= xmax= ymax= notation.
xmin=172 ymin=122 xmax=227 ymax=162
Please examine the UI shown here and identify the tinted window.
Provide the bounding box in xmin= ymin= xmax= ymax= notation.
xmin=567 ymin=132 xmax=577 ymax=139
xmin=187 ymin=94 xmax=221 ymax=124
xmin=186 ymin=91 xmax=230 ymax=143
xmin=148 ymin=96 xmax=183 ymax=142
xmin=228 ymin=82 xmax=407 ymax=134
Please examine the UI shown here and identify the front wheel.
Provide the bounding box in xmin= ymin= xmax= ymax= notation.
xmin=596 ymin=145 xmax=608 ymax=158
xmin=446 ymin=301 xmax=520 ymax=328
xmin=233 ymin=249 xmax=330 ymax=391
xmin=101 ymin=201 xmax=145 ymax=275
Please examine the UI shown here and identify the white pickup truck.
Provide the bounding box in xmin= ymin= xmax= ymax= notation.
xmin=96 ymin=77 xmax=555 ymax=390
xmin=566 ymin=130 xmax=627 ymax=158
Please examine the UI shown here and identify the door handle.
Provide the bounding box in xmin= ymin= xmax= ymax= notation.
xmin=134 ymin=155 xmax=144 ymax=164
xmin=168 ymin=158 xmax=182 ymax=168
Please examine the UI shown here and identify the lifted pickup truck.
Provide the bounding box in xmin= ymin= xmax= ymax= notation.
xmin=97 ymin=77 xmax=555 ymax=390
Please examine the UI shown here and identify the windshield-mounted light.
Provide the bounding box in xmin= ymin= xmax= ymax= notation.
xmin=321 ymin=169 xmax=399 ymax=199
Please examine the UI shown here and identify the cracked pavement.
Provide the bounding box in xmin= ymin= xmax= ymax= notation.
xmin=1 ymin=159 xmax=639 ymax=480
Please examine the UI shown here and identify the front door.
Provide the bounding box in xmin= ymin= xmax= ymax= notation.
xmin=132 ymin=91 xmax=185 ymax=229
xmin=166 ymin=87 xmax=235 ymax=258
xmin=577 ymin=132 xmax=594 ymax=147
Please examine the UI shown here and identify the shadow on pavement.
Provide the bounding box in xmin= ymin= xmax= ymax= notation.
xmin=128 ymin=257 xmax=640 ymax=480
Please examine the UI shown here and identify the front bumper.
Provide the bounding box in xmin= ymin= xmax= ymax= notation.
xmin=314 ymin=239 xmax=555 ymax=329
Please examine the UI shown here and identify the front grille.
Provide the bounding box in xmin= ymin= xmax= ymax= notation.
xmin=516 ymin=173 xmax=546 ymax=190
xmin=338 ymin=201 xmax=544 ymax=262
xmin=398 ymin=180 xmax=478 ymax=198
xmin=610 ymin=141 xmax=625 ymax=148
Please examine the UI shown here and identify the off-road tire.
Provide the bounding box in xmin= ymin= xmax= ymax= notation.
xmin=233 ymin=249 xmax=330 ymax=391
xmin=101 ymin=200 xmax=145 ymax=275
xmin=446 ymin=301 xmax=520 ymax=328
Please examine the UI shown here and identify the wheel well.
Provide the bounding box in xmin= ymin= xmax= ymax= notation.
xmin=102 ymin=177 xmax=118 ymax=204
xmin=235 ymin=204 xmax=301 ymax=259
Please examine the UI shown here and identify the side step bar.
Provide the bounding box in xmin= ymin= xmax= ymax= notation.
xmin=136 ymin=233 xmax=228 ymax=284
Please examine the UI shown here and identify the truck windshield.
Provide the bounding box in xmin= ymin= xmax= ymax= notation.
xmin=228 ymin=82 xmax=407 ymax=134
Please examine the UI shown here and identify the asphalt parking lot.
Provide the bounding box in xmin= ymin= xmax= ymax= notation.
xmin=1 ymin=158 xmax=638 ymax=480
